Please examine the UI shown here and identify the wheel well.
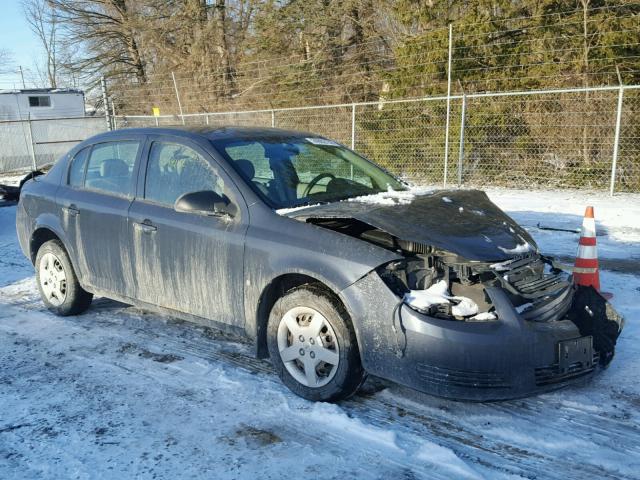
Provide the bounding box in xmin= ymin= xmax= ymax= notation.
xmin=255 ymin=274 xmax=351 ymax=359
xmin=30 ymin=228 xmax=61 ymax=264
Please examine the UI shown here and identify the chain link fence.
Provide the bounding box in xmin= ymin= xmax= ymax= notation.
xmin=2 ymin=86 xmax=637 ymax=194
xmin=0 ymin=116 xmax=107 ymax=173
xmin=619 ymin=87 xmax=640 ymax=190
xmin=453 ymin=89 xmax=621 ymax=190
xmin=113 ymin=85 xmax=640 ymax=193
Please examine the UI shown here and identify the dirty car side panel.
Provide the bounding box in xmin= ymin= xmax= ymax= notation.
xmin=241 ymin=201 xmax=402 ymax=342
xmin=56 ymin=135 xmax=145 ymax=297
xmin=16 ymin=181 xmax=64 ymax=261
xmin=128 ymin=135 xmax=248 ymax=329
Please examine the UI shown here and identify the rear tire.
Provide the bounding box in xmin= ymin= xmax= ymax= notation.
xmin=35 ymin=240 xmax=93 ymax=316
xmin=267 ymin=284 xmax=365 ymax=402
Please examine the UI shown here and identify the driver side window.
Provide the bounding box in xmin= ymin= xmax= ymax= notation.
xmin=144 ymin=142 xmax=224 ymax=207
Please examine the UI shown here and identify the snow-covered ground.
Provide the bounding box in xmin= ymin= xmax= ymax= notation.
xmin=485 ymin=188 xmax=640 ymax=271
xmin=1 ymin=185 xmax=639 ymax=480
xmin=0 ymin=172 xmax=28 ymax=187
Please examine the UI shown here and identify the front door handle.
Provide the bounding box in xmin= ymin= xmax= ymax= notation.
xmin=134 ymin=220 xmax=157 ymax=234
xmin=63 ymin=204 xmax=79 ymax=217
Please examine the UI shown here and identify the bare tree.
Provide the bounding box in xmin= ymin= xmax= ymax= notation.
xmin=49 ymin=0 xmax=147 ymax=84
xmin=579 ymin=0 xmax=592 ymax=165
xmin=213 ymin=0 xmax=237 ymax=97
xmin=22 ymin=0 xmax=59 ymax=88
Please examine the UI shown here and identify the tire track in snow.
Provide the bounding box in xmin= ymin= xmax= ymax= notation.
xmin=348 ymin=392 xmax=638 ymax=480
xmin=0 ymin=302 xmax=468 ymax=480
xmin=59 ymin=301 xmax=640 ymax=478
xmin=137 ymin=324 xmax=640 ymax=479
xmin=2 ymin=295 xmax=639 ymax=479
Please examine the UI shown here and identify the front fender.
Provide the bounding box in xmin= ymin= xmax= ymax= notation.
xmin=242 ymin=206 xmax=401 ymax=341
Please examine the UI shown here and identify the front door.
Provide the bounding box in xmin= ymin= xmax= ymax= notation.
xmin=128 ymin=138 xmax=247 ymax=328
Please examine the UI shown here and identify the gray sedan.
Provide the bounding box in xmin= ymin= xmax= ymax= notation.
xmin=16 ymin=127 xmax=623 ymax=401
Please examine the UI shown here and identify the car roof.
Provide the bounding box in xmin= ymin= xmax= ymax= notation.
xmin=85 ymin=126 xmax=319 ymax=143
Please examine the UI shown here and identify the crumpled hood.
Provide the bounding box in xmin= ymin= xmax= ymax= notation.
xmin=284 ymin=189 xmax=537 ymax=262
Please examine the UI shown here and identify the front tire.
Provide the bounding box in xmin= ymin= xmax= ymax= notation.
xmin=35 ymin=240 xmax=93 ymax=316
xmin=267 ymin=284 xmax=365 ymax=402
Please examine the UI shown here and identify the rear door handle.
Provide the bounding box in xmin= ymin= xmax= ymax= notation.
xmin=63 ymin=204 xmax=79 ymax=216
xmin=134 ymin=220 xmax=157 ymax=234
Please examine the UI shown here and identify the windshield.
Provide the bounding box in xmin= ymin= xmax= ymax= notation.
xmin=211 ymin=136 xmax=406 ymax=209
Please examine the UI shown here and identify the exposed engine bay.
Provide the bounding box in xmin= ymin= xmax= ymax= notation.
xmin=308 ymin=216 xmax=573 ymax=323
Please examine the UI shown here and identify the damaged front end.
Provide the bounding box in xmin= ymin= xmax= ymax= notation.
xmin=370 ymin=244 xmax=624 ymax=399
xmin=287 ymin=190 xmax=624 ymax=400
xmin=380 ymin=249 xmax=577 ymax=326
xmin=377 ymin=246 xmax=623 ymax=363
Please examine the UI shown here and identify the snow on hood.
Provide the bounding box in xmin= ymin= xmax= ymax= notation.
xmin=498 ymin=241 xmax=534 ymax=255
xmin=346 ymin=186 xmax=434 ymax=206
xmin=276 ymin=203 xmax=323 ymax=215
xmin=283 ymin=189 xmax=538 ymax=261
xmin=275 ymin=186 xmax=432 ymax=214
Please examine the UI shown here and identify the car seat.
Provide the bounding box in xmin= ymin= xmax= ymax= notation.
xmin=86 ymin=158 xmax=130 ymax=193
xmin=235 ymin=159 xmax=270 ymax=197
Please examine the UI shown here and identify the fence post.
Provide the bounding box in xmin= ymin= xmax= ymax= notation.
xmin=110 ymin=99 xmax=116 ymax=130
xmin=609 ymin=85 xmax=624 ymax=196
xmin=443 ymin=23 xmax=453 ymax=188
xmin=457 ymin=92 xmax=466 ymax=187
xmin=172 ymin=72 xmax=185 ymax=125
xmin=271 ymin=110 xmax=275 ymax=128
xmin=351 ymin=103 xmax=356 ymax=150
xmin=100 ymin=76 xmax=111 ymax=131
xmin=26 ymin=113 xmax=38 ymax=172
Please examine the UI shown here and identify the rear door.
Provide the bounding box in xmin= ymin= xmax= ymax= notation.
xmin=58 ymin=145 xmax=91 ymax=266
xmin=128 ymin=136 xmax=247 ymax=328
xmin=58 ymin=137 xmax=143 ymax=297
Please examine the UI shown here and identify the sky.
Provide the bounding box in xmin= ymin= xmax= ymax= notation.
xmin=0 ymin=0 xmax=43 ymax=89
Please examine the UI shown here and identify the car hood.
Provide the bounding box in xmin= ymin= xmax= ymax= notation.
xmin=283 ymin=189 xmax=537 ymax=262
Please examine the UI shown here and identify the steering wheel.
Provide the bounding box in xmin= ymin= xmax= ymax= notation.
xmin=303 ymin=173 xmax=336 ymax=197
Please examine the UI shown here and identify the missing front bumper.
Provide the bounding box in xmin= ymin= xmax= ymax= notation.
xmin=342 ymin=272 xmax=624 ymax=401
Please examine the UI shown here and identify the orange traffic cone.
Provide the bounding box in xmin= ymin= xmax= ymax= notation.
xmin=573 ymin=206 xmax=612 ymax=299
xmin=573 ymin=206 xmax=600 ymax=290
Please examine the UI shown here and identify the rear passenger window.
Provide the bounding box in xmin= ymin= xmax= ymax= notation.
xmin=85 ymin=141 xmax=140 ymax=196
xmin=68 ymin=147 xmax=89 ymax=187
xmin=144 ymin=142 xmax=223 ymax=207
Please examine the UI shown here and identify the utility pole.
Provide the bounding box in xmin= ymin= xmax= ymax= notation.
xmin=18 ymin=66 xmax=26 ymax=89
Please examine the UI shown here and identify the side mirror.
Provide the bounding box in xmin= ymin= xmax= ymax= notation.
xmin=174 ymin=190 xmax=237 ymax=218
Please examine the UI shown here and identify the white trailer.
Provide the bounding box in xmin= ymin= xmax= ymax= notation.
xmin=0 ymin=88 xmax=85 ymax=120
